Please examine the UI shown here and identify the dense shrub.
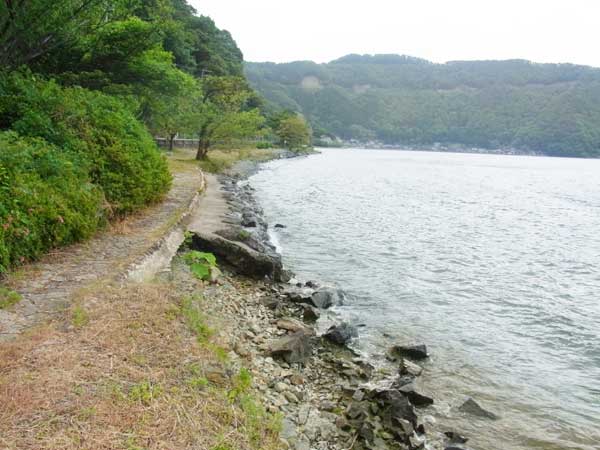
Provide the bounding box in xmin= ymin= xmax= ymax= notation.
xmin=0 ymin=72 xmax=172 ymax=273
xmin=0 ymin=132 xmax=104 ymax=272
xmin=0 ymin=72 xmax=172 ymax=215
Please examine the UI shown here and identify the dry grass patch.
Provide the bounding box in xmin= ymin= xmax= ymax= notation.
xmin=0 ymin=282 xmax=281 ymax=450
xmin=197 ymin=148 xmax=279 ymax=174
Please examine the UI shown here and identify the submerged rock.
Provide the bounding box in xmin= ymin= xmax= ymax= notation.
xmin=270 ymin=330 xmax=312 ymax=364
xmin=388 ymin=343 xmax=429 ymax=361
xmin=279 ymin=269 xmax=293 ymax=283
xmin=399 ymin=358 xmax=424 ymax=377
xmin=323 ymin=322 xmax=358 ymax=345
xmin=444 ymin=430 xmax=469 ymax=444
xmin=284 ymin=286 xmax=315 ymax=303
xmin=458 ymin=397 xmax=498 ymax=420
xmin=310 ymin=287 xmax=343 ymax=309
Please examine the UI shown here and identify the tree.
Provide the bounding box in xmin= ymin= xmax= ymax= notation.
xmin=149 ymin=82 xmax=199 ymax=151
xmin=0 ymin=0 xmax=125 ymax=69
xmin=193 ymin=76 xmax=264 ymax=160
xmin=276 ymin=114 xmax=312 ymax=150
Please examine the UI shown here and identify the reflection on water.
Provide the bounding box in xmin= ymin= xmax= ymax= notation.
xmin=250 ymin=148 xmax=600 ymax=450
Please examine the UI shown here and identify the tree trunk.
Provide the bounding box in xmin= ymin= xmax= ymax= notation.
xmin=195 ymin=139 xmax=209 ymax=160
xmin=168 ymin=133 xmax=176 ymax=152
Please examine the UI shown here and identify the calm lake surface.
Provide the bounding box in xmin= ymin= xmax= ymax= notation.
xmin=249 ymin=148 xmax=600 ymax=450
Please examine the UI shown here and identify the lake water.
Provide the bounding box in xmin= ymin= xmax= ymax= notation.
xmin=249 ymin=148 xmax=600 ymax=450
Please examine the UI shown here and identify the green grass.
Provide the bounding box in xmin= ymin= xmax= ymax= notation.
xmin=237 ymin=229 xmax=251 ymax=241
xmin=0 ymin=286 xmax=21 ymax=309
xmin=228 ymin=368 xmax=252 ymax=402
xmin=197 ymin=148 xmax=279 ymax=174
xmin=181 ymin=295 xmax=213 ymax=342
xmin=71 ymin=304 xmax=89 ymax=327
xmin=129 ymin=381 xmax=162 ymax=405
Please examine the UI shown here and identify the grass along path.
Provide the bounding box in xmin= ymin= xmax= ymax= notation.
xmin=0 ymin=150 xmax=204 ymax=339
xmin=0 ymin=147 xmax=291 ymax=450
xmin=0 ymin=276 xmax=281 ymax=450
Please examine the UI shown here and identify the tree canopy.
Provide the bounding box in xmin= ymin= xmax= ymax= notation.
xmin=0 ymin=0 xmax=257 ymax=272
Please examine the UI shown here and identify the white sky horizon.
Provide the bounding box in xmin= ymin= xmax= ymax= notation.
xmin=189 ymin=0 xmax=600 ymax=68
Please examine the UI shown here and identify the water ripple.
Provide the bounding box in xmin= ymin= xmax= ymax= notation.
xmin=251 ymin=148 xmax=600 ymax=450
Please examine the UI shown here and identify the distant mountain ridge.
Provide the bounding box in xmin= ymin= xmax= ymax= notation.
xmin=245 ymin=54 xmax=600 ymax=157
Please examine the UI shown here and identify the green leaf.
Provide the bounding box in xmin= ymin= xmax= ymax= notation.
xmin=190 ymin=262 xmax=210 ymax=280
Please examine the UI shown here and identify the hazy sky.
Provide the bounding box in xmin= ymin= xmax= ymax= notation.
xmin=189 ymin=0 xmax=600 ymax=67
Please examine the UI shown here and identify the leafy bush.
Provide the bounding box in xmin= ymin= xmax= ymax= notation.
xmin=256 ymin=141 xmax=273 ymax=149
xmin=183 ymin=250 xmax=218 ymax=280
xmin=0 ymin=71 xmax=172 ymax=215
xmin=0 ymin=72 xmax=172 ymax=273
xmin=0 ymin=132 xmax=104 ymax=272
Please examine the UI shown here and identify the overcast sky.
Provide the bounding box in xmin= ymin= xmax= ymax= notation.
xmin=189 ymin=0 xmax=600 ymax=67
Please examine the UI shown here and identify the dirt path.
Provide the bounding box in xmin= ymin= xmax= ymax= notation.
xmin=0 ymin=153 xmax=206 ymax=340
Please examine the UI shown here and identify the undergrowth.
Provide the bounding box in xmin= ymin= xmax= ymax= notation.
xmin=197 ymin=148 xmax=277 ymax=173
xmin=183 ymin=250 xmax=218 ymax=281
xmin=181 ymin=294 xmax=213 ymax=342
xmin=0 ymin=72 xmax=171 ymax=274
xmin=0 ymin=286 xmax=21 ymax=309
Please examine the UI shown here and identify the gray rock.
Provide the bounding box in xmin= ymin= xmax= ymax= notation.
xmin=458 ymin=397 xmax=498 ymax=420
xmin=395 ymin=418 xmax=414 ymax=436
xmin=280 ymin=269 xmax=293 ymax=283
xmin=284 ymin=391 xmax=299 ymax=403
xmin=261 ymin=296 xmax=280 ymax=310
xmin=399 ymin=358 xmax=423 ymax=377
xmin=310 ymin=287 xmax=343 ymax=309
xmin=323 ymin=322 xmax=358 ymax=345
xmin=274 ymin=382 xmax=288 ymax=393
xmin=398 ymin=383 xmax=434 ymax=407
xmin=388 ymin=343 xmax=429 ymax=361
xmin=302 ymin=305 xmax=320 ymax=322
xmin=294 ymin=436 xmax=310 ymax=450
xmin=270 ymin=330 xmax=312 ymax=364
xmin=190 ymin=231 xmax=283 ymax=281
xmin=280 ymin=418 xmax=297 ymax=440
xmin=444 ymin=430 xmax=469 ymax=444
xmin=320 ymin=400 xmax=336 ymax=411
xmin=284 ymin=286 xmax=315 ymax=303
xmin=297 ymin=404 xmax=310 ymax=425
xmin=352 ymin=389 xmax=365 ymax=401
xmin=276 ymin=317 xmax=310 ymax=333
xmin=394 ymin=375 xmax=416 ymax=388
xmin=372 ymin=389 xmax=418 ymax=427
xmin=346 ymin=401 xmax=369 ymax=420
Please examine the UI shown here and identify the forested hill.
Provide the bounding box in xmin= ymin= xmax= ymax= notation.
xmin=245 ymin=54 xmax=600 ymax=157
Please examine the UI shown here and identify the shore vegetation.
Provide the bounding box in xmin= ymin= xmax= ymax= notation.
xmin=0 ymin=0 xmax=311 ymax=273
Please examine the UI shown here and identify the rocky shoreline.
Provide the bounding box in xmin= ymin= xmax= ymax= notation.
xmin=185 ymin=158 xmax=494 ymax=450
